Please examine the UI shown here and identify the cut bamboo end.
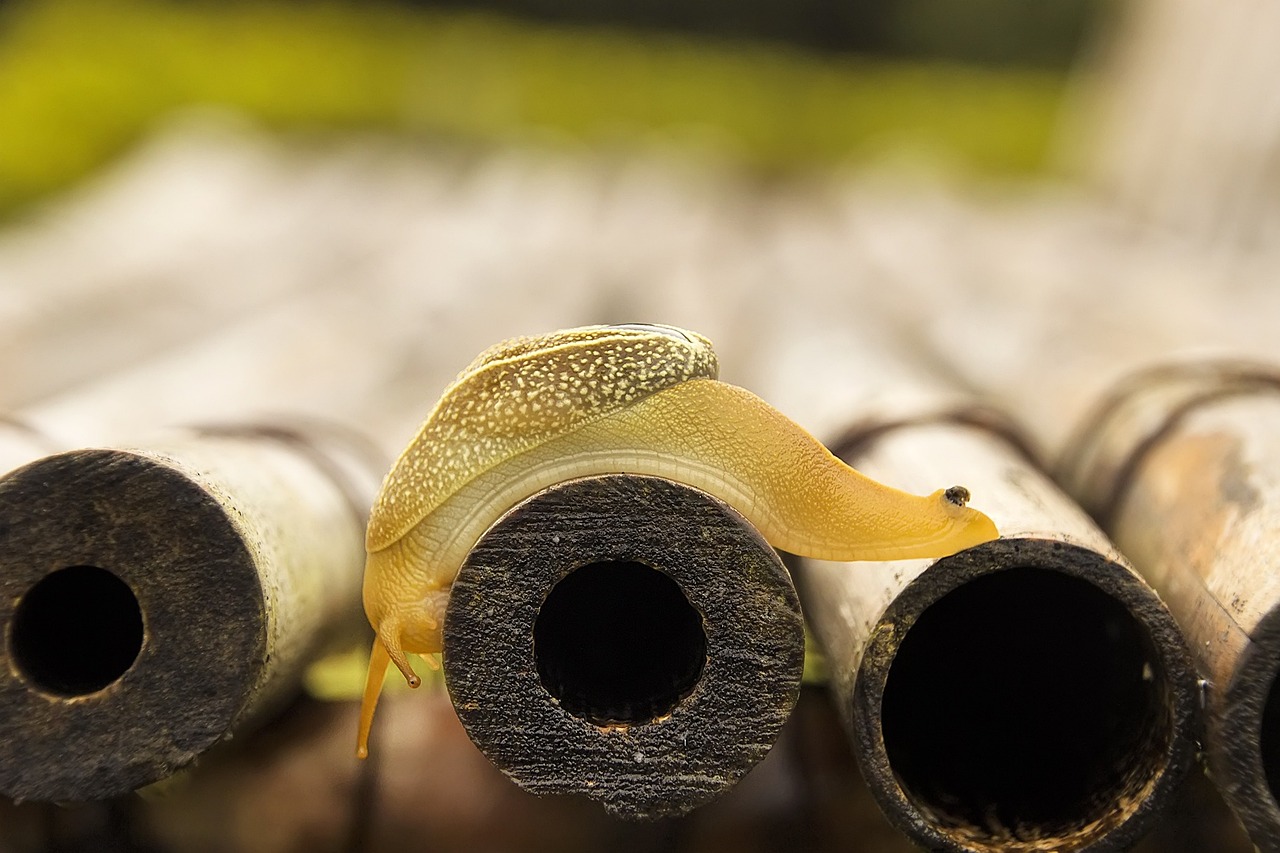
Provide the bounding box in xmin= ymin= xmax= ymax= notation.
xmin=0 ymin=423 xmax=383 ymax=802
xmin=799 ymin=417 xmax=1199 ymax=852
xmin=442 ymin=474 xmax=805 ymax=821
xmin=1061 ymin=359 xmax=1280 ymax=850
xmin=849 ymin=541 xmax=1191 ymax=852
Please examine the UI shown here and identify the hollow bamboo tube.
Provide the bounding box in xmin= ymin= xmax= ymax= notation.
xmin=0 ymin=422 xmax=383 ymax=802
xmin=440 ymin=473 xmax=805 ymax=820
xmin=799 ymin=414 xmax=1199 ymax=851
xmin=739 ymin=309 xmax=1202 ymax=849
xmin=1060 ymin=360 xmax=1280 ymax=850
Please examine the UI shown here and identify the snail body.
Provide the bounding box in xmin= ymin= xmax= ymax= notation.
xmin=357 ymin=324 xmax=997 ymax=757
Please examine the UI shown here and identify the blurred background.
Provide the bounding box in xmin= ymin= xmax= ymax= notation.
xmin=1 ymin=0 xmax=1278 ymax=850
xmin=0 ymin=0 xmax=1093 ymax=217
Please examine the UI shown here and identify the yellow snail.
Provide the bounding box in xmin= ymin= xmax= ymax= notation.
xmin=357 ymin=324 xmax=997 ymax=757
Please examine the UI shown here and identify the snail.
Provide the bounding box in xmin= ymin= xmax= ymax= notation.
xmin=357 ymin=324 xmax=998 ymax=757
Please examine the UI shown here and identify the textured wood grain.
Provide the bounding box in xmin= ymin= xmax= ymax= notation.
xmin=0 ymin=424 xmax=382 ymax=801
xmin=1061 ymin=361 xmax=1280 ymax=851
xmin=442 ymin=474 xmax=805 ymax=820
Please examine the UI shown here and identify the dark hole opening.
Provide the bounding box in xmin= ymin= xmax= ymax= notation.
xmin=880 ymin=568 xmax=1167 ymax=841
xmin=535 ymin=560 xmax=706 ymax=724
xmin=1261 ymin=669 xmax=1280 ymax=805
xmin=9 ymin=566 xmax=144 ymax=696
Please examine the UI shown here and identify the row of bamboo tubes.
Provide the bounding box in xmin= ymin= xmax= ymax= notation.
xmin=1 ymin=111 xmax=1279 ymax=851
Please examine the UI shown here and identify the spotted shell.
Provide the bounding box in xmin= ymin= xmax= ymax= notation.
xmin=365 ymin=324 xmax=719 ymax=552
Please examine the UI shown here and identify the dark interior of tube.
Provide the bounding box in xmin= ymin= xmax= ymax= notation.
xmin=880 ymin=568 xmax=1168 ymax=843
xmin=1261 ymin=669 xmax=1280 ymax=806
xmin=534 ymin=560 xmax=706 ymax=725
xmin=9 ymin=566 xmax=144 ymax=696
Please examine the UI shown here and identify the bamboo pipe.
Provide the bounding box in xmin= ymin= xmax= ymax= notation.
xmin=0 ymin=421 xmax=383 ymax=802
xmin=796 ymin=414 xmax=1199 ymax=851
xmin=745 ymin=314 xmax=1199 ymax=850
xmin=440 ymin=474 xmax=805 ymax=820
xmin=1059 ymin=359 xmax=1280 ymax=850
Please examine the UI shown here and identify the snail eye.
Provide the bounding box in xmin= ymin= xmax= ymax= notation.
xmin=607 ymin=323 xmax=694 ymax=343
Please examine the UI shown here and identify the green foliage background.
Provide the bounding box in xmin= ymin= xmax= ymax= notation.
xmin=0 ymin=0 xmax=1069 ymax=217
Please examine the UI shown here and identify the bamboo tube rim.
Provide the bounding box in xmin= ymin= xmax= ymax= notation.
xmin=0 ymin=448 xmax=265 ymax=801
xmin=807 ymin=409 xmax=1200 ymax=852
xmin=849 ymin=538 xmax=1199 ymax=852
xmin=442 ymin=473 xmax=805 ymax=820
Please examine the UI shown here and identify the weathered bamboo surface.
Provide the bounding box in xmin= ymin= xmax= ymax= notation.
xmin=1060 ymin=361 xmax=1280 ymax=852
xmin=443 ymin=474 xmax=804 ymax=819
xmin=0 ymin=424 xmax=382 ymax=801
